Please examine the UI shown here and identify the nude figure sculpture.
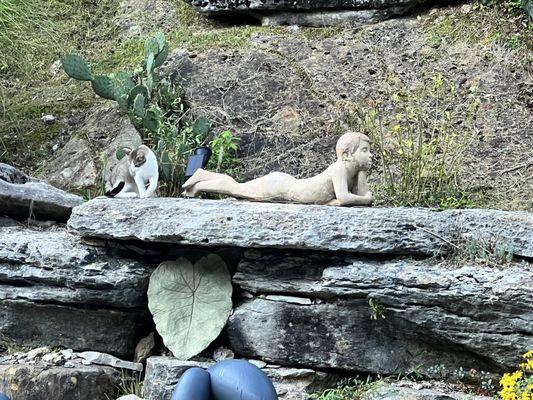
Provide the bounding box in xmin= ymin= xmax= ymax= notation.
xmin=182 ymin=131 xmax=373 ymax=206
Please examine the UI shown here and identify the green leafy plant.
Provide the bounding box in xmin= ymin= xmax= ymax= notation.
xmin=207 ymin=129 xmax=240 ymax=173
xmin=346 ymin=73 xmax=480 ymax=208
xmin=311 ymin=376 xmax=375 ymax=400
xmin=105 ymin=370 xmax=143 ymax=400
xmin=463 ymin=237 xmax=514 ymax=266
xmin=147 ymin=255 xmax=233 ymax=360
xmin=369 ymin=298 xmax=387 ymax=321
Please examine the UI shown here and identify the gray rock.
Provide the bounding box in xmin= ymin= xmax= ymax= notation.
xmin=143 ymin=357 xmax=213 ymax=400
xmin=143 ymin=356 xmax=337 ymax=400
xmin=227 ymin=253 xmax=533 ymax=374
xmin=0 ymin=163 xmax=83 ymax=222
xmin=78 ymin=351 xmax=143 ymax=372
xmin=42 ymin=105 xmax=141 ymax=192
xmin=0 ymin=224 xmax=154 ymax=357
xmin=0 ymin=363 xmax=120 ymax=400
xmin=260 ymin=8 xmax=405 ymax=27
xmin=184 ymin=0 xmax=418 ymax=12
xmin=115 ymin=0 xmax=178 ymax=39
xmin=25 ymin=347 xmax=50 ymax=361
xmin=68 ymin=198 xmax=533 ymax=258
xmin=361 ymin=381 xmax=493 ymax=400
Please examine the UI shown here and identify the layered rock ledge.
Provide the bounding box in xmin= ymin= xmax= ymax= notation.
xmin=0 ymin=222 xmax=155 ymax=356
xmin=68 ymin=198 xmax=533 ymax=258
xmin=228 ymin=250 xmax=533 ymax=373
xmin=0 ymin=163 xmax=83 ymax=222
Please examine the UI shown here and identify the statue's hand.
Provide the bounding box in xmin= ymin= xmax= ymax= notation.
xmin=327 ymin=199 xmax=341 ymax=206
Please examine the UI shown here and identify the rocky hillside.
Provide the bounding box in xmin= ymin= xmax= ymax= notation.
xmin=1 ymin=0 xmax=531 ymax=209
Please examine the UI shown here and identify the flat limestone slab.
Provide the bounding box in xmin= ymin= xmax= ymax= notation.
xmin=68 ymin=198 xmax=533 ymax=257
xmin=0 ymin=163 xmax=83 ymax=222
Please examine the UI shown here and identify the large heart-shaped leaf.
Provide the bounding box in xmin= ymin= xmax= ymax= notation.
xmin=147 ymin=255 xmax=232 ymax=360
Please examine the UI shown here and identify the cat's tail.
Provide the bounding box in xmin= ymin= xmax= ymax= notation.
xmin=105 ymin=181 xmax=125 ymax=197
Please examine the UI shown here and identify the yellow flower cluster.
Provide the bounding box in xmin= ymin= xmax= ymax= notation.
xmin=500 ymin=351 xmax=533 ymax=400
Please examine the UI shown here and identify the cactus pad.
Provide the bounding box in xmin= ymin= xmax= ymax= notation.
xmin=154 ymin=44 xmax=169 ymax=68
xmin=143 ymin=107 xmax=163 ymax=132
xmin=128 ymin=85 xmax=150 ymax=107
xmin=61 ymin=54 xmax=92 ymax=81
xmin=147 ymin=255 xmax=232 ymax=360
xmin=133 ymin=93 xmax=146 ymax=118
xmin=91 ymin=75 xmax=116 ymax=100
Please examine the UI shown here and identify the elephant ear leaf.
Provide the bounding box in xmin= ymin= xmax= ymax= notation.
xmin=147 ymin=255 xmax=233 ymax=360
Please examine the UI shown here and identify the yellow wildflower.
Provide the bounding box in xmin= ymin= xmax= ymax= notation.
xmin=524 ymin=350 xmax=533 ymax=359
xmin=520 ymin=359 xmax=533 ymax=371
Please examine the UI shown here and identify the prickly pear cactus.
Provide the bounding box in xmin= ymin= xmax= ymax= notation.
xmin=61 ymin=54 xmax=92 ymax=81
xmin=147 ymin=255 xmax=233 ymax=360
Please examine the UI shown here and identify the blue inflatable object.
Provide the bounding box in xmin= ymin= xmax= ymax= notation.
xmin=171 ymin=367 xmax=211 ymax=400
xmin=0 ymin=394 xmax=10 ymax=400
xmin=207 ymin=359 xmax=278 ymax=400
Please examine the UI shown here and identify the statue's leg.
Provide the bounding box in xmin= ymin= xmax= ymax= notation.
xmin=184 ymin=179 xmax=246 ymax=198
xmin=182 ymin=169 xmax=235 ymax=189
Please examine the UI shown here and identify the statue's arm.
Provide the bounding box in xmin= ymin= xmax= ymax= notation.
xmin=331 ymin=169 xmax=373 ymax=206
xmin=353 ymin=171 xmax=371 ymax=196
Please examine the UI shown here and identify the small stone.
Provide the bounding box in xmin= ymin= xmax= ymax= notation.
xmin=213 ymin=347 xmax=234 ymax=361
xmin=78 ymin=351 xmax=143 ymax=372
xmin=461 ymin=4 xmax=472 ymax=13
xmin=248 ymin=359 xmax=267 ymax=368
xmin=134 ymin=332 xmax=155 ymax=364
xmin=116 ymin=395 xmax=144 ymax=400
xmin=41 ymin=115 xmax=56 ymax=124
xmin=42 ymin=352 xmax=59 ymax=363
xmin=26 ymin=347 xmax=50 ymax=361
xmin=60 ymin=349 xmax=74 ymax=360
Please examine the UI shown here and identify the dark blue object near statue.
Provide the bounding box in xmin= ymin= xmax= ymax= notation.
xmin=171 ymin=367 xmax=211 ymax=400
xmin=171 ymin=360 xmax=278 ymax=400
xmin=208 ymin=359 xmax=278 ymax=400
xmin=0 ymin=393 xmax=10 ymax=400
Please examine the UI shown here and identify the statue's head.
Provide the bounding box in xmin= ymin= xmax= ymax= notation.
xmin=335 ymin=131 xmax=371 ymax=159
xmin=335 ymin=131 xmax=372 ymax=171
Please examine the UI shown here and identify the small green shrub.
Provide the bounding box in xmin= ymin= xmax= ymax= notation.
xmin=369 ymin=298 xmax=387 ymax=321
xmin=208 ymin=129 xmax=240 ymax=173
xmin=106 ymin=370 xmax=143 ymax=400
xmin=463 ymin=237 xmax=514 ymax=266
xmin=346 ymin=73 xmax=480 ymax=208
xmin=311 ymin=377 xmax=375 ymax=400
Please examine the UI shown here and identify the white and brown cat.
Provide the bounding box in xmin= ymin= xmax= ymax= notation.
xmin=106 ymin=144 xmax=159 ymax=198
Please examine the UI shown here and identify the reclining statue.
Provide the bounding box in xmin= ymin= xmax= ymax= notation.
xmin=182 ymin=131 xmax=373 ymax=206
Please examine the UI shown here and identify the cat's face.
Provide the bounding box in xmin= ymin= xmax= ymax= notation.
xmin=130 ymin=148 xmax=147 ymax=167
